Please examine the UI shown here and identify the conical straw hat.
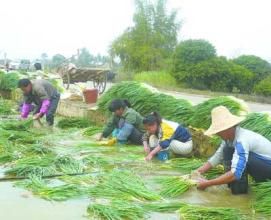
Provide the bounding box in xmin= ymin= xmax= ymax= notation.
xmin=204 ymin=106 xmax=245 ymax=136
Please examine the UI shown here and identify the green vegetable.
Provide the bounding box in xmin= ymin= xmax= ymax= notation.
xmin=164 ymin=158 xmax=203 ymax=173
xmin=0 ymin=99 xmax=15 ymax=115
xmin=142 ymin=201 xmax=186 ymax=213
xmin=1 ymin=119 xmax=33 ymax=131
xmin=5 ymin=155 xmax=57 ymax=177
xmin=88 ymin=170 xmax=160 ymax=201
xmin=0 ymin=71 xmax=20 ymax=91
xmin=16 ymin=175 xmax=84 ymax=201
xmin=98 ymin=81 xmax=193 ymax=125
xmin=241 ymin=112 xmax=271 ymax=141
xmin=57 ymin=117 xmax=94 ymax=129
xmin=187 ymin=96 xmax=248 ymax=129
xmin=83 ymin=126 xmax=103 ymax=137
xmin=55 ymin=155 xmax=85 ymax=174
xmin=157 ymin=176 xmax=194 ymax=197
xmin=251 ymin=181 xmax=271 ymax=215
xmin=179 ymin=204 xmax=246 ymax=220
xmin=87 ymin=200 xmax=145 ymax=220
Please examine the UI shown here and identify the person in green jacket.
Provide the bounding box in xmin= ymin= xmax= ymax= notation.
xmin=98 ymin=99 xmax=144 ymax=145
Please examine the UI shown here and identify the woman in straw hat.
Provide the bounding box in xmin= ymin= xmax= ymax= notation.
xmin=196 ymin=106 xmax=271 ymax=194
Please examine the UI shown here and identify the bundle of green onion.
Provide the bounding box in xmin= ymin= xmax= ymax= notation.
xmin=157 ymin=176 xmax=195 ymax=197
xmin=87 ymin=170 xmax=160 ymax=201
xmin=87 ymin=200 xmax=145 ymax=220
xmin=187 ymin=96 xmax=248 ymax=129
xmin=241 ymin=112 xmax=271 ymax=141
xmin=5 ymin=155 xmax=57 ymax=177
xmin=179 ymin=204 xmax=246 ymax=220
xmin=16 ymin=175 xmax=84 ymax=201
xmin=142 ymin=201 xmax=186 ymax=213
xmin=83 ymin=126 xmax=103 ymax=137
xmin=98 ymin=81 xmax=193 ymax=125
xmin=0 ymin=119 xmax=33 ymax=131
xmin=57 ymin=117 xmax=93 ymax=129
xmin=251 ymin=181 xmax=271 ymax=215
xmin=164 ymin=158 xmax=203 ymax=173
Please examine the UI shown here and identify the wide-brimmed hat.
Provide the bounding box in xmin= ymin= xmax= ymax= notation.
xmin=204 ymin=106 xmax=245 ymax=136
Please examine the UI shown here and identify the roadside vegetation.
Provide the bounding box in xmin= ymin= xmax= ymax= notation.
xmin=110 ymin=0 xmax=271 ymax=99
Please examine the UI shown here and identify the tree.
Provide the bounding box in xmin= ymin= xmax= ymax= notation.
xmin=41 ymin=53 xmax=49 ymax=69
xmin=172 ymin=39 xmax=216 ymax=66
xmin=173 ymin=57 xmax=254 ymax=93
xmin=171 ymin=39 xmax=216 ymax=84
xmin=110 ymin=0 xmax=180 ymax=72
xmin=50 ymin=54 xmax=66 ymax=69
xmin=76 ymin=48 xmax=94 ymax=67
xmin=232 ymin=55 xmax=271 ymax=82
xmin=254 ymin=76 xmax=271 ymax=96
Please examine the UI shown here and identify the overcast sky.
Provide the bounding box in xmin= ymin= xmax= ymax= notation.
xmin=0 ymin=0 xmax=270 ymax=61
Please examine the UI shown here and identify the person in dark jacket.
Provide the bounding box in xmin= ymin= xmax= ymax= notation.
xmin=143 ymin=112 xmax=193 ymax=161
xmin=98 ymin=99 xmax=144 ymax=145
xmin=18 ymin=78 xmax=60 ymax=126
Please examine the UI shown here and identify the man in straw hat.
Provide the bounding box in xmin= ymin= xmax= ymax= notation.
xmin=196 ymin=106 xmax=271 ymax=194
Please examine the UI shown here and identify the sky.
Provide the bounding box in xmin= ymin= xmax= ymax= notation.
xmin=0 ymin=0 xmax=270 ymax=61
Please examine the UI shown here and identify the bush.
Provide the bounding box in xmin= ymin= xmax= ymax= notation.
xmin=174 ymin=57 xmax=255 ymax=93
xmin=232 ymin=55 xmax=271 ymax=82
xmin=171 ymin=39 xmax=217 ymax=85
xmin=172 ymin=39 xmax=216 ymax=66
xmin=134 ymin=71 xmax=177 ymax=88
xmin=254 ymin=76 xmax=271 ymax=96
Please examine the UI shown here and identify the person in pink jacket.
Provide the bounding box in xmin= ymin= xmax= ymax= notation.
xmin=18 ymin=79 xmax=60 ymax=126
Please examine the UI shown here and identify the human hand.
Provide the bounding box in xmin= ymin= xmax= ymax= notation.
xmin=144 ymin=145 xmax=150 ymax=154
xmin=145 ymin=154 xmax=153 ymax=161
xmin=197 ymin=178 xmax=211 ymax=190
xmin=33 ymin=113 xmax=42 ymax=120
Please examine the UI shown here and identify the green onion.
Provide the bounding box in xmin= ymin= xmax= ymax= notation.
xmin=87 ymin=200 xmax=145 ymax=220
xmin=187 ymin=96 xmax=248 ymax=129
xmin=241 ymin=112 xmax=271 ymax=141
xmin=251 ymin=181 xmax=271 ymax=215
xmin=87 ymin=170 xmax=161 ymax=201
xmin=179 ymin=204 xmax=246 ymax=220
xmin=57 ymin=117 xmax=94 ymax=129
xmin=157 ymin=176 xmax=195 ymax=197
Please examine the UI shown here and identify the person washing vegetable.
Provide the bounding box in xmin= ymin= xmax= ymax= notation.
xmin=97 ymin=99 xmax=144 ymax=145
xmin=196 ymin=106 xmax=271 ymax=194
xmin=18 ymin=79 xmax=60 ymax=126
xmin=143 ymin=112 xmax=193 ymax=161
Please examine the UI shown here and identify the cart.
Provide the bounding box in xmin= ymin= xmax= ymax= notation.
xmin=59 ymin=65 xmax=109 ymax=94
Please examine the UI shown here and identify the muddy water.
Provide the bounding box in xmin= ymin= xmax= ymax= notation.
xmin=0 ymin=130 xmax=254 ymax=220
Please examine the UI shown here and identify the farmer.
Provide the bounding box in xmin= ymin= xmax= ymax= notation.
xmin=143 ymin=112 xmax=192 ymax=161
xmin=18 ymin=78 xmax=60 ymax=126
xmin=196 ymin=106 xmax=271 ymax=194
xmin=98 ymin=99 xmax=144 ymax=145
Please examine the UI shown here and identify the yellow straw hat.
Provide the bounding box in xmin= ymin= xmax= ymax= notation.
xmin=204 ymin=106 xmax=245 ymax=136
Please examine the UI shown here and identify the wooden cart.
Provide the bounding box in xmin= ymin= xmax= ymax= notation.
xmin=59 ymin=66 xmax=109 ymax=94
